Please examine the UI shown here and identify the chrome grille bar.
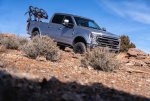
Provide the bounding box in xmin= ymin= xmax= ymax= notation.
xmin=96 ymin=35 xmax=120 ymax=49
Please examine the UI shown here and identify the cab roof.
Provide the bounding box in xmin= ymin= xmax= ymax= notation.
xmin=54 ymin=13 xmax=93 ymax=21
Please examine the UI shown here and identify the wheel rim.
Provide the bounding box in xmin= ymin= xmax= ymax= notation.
xmin=76 ymin=45 xmax=83 ymax=53
xmin=31 ymin=31 xmax=40 ymax=39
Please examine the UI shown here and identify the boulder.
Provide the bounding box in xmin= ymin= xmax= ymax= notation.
xmin=127 ymin=48 xmax=147 ymax=57
xmin=143 ymin=58 xmax=150 ymax=64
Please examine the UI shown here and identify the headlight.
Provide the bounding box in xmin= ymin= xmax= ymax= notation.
xmin=89 ymin=33 xmax=98 ymax=45
xmin=92 ymin=32 xmax=103 ymax=36
xmin=89 ymin=33 xmax=94 ymax=39
xmin=89 ymin=32 xmax=99 ymax=39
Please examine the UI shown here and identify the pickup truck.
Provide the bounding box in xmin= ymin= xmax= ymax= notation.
xmin=27 ymin=13 xmax=120 ymax=53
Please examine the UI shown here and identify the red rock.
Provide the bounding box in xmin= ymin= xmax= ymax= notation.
xmin=0 ymin=33 xmax=16 ymax=38
xmin=143 ymin=58 xmax=150 ymax=64
xmin=127 ymin=48 xmax=147 ymax=57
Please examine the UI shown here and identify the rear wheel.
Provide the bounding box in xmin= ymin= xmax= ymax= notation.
xmin=59 ymin=45 xmax=66 ymax=50
xmin=73 ymin=42 xmax=86 ymax=54
xmin=31 ymin=31 xmax=40 ymax=39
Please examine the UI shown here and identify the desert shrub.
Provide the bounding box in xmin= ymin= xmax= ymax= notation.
xmin=18 ymin=37 xmax=28 ymax=46
xmin=22 ymin=36 xmax=61 ymax=61
xmin=0 ymin=35 xmax=4 ymax=44
xmin=0 ymin=35 xmax=28 ymax=50
xmin=0 ymin=36 xmax=20 ymax=50
xmin=46 ymin=51 xmax=61 ymax=61
xmin=81 ymin=47 xmax=119 ymax=72
xmin=120 ymin=35 xmax=136 ymax=52
xmin=22 ymin=41 xmax=38 ymax=59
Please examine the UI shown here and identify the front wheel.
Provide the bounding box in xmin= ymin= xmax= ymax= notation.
xmin=73 ymin=42 xmax=86 ymax=54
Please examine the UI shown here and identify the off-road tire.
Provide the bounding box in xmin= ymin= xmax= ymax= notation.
xmin=31 ymin=31 xmax=40 ymax=39
xmin=59 ymin=45 xmax=66 ymax=51
xmin=73 ymin=42 xmax=86 ymax=54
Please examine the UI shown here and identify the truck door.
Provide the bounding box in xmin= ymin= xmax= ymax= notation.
xmin=47 ymin=14 xmax=65 ymax=41
xmin=60 ymin=16 xmax=74 ymax=45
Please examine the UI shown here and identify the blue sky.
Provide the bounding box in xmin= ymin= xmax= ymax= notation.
xmin=0 ymin=0 xmax=150 ymax=53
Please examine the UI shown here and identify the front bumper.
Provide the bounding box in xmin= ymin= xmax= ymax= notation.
xmin=87 ymin=34 xmax=120 ymax=53
xmin=87 ymin=43 xmax=120 ymax=53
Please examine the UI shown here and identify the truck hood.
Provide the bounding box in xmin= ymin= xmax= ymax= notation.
xmin=79 ymin=26 xmax=120 ymax=39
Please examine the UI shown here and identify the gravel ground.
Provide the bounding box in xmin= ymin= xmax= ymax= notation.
xmin=0 ymin=48 xmax=149 ymax=101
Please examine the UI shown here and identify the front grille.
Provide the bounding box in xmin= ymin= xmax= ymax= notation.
xmin=96 ymin=35 xmax=120 ymax=49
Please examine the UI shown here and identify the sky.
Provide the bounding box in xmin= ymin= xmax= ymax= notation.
xmin=0 ymin=0 xmax=150 ymax=53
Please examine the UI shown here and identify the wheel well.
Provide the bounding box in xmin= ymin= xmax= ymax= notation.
xmin=73 ymin=36 xmax=86 ymax=46
xmin=32 ymin=28 xmax=39 ymax=33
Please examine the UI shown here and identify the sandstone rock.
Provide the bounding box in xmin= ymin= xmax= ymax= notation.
xmin=14 ymin=72 xmax=39 ymax=80
xmin=127 ymin=48 xmax=147 ymax=57
xmin=146 ymin=79 xmax=150 ymax=82
xmin=143 ymin=58 xmax=150 ymax=64
xmin=125 ymin=62 xmax=134 ymax=66
xmin=135 ymin=56 xmax=146 ymax=60
xmin=88 ymin=66 xmax=94 ymax=70
xmin=111 ymin=80 xmax=116 ymax=84
xmin=117 ymin=53 xmax=129 ymax=59
xmin=36 ymin=56 xmax=47 ymax=62
xmin=0 ymin=45 xmax=7 ymax=53
xmin=134 ymin=61 xmax=147 ymax=67
xmin=120 ymin=59 xmax=129 ymax=64
xmin=126 ymin=60 xmax=147 ymax=67
xmin=0 ymin=33 xmax=16 ymax=38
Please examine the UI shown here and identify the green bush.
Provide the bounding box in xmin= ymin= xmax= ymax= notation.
xmin=22 ymin=36 xmax=61 ymax=61
xmin=81 ymin=47 xmax=119 ymax=72
xmin=120 ymin=35 xmax=136 ymax=52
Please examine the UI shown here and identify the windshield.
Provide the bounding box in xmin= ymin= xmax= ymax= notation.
xmin=74 ymin=17 xmax=101 ymax=30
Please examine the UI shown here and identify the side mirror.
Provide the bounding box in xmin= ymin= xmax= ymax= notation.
xmin=102 ymin=28 xmax=106 ymax=31
xmin=63 ymin=19 xmax=69 ymax=25
xmin=62 ymin=19 xmax=74 ymax=28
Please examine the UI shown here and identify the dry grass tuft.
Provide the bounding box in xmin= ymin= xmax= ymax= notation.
xmin=22 ymin=36 xmax=61 ymax=61
xmin=0 ymin=35 xmax=28 ymax=50
xmin=81 ymin=47 xmax=120 ymax=72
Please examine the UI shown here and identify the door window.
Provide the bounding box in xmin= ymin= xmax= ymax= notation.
xmin=52 ymin=14 xmax=65 ymax=24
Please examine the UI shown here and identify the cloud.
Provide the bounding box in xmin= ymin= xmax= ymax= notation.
xmin=96 ymin=0 xmax=150 ymax=24
xmin=126 ymin=11 xmax=150 ymax=24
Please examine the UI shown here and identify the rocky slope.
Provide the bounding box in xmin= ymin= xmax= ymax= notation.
xmin=0 ymin=44 xmax=149 ymax=101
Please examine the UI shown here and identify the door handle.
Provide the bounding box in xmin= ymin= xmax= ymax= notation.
xmin=72 ymin=32 xmax=75 ymax=35
xmin=72 ymin=29 xmax=75 ymax=35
